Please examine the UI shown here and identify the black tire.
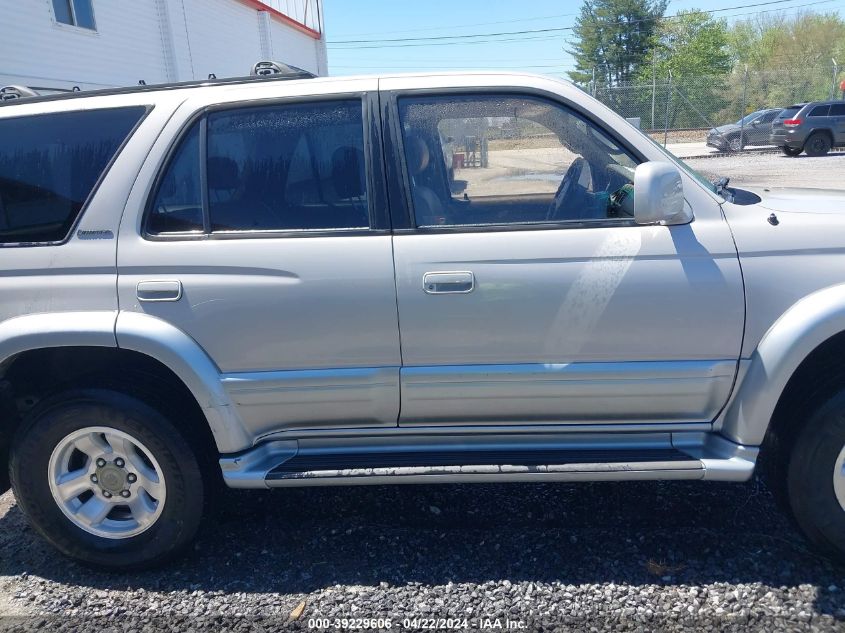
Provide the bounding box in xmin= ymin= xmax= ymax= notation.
xmin=781 ymin=146 xmax=802 ymax=157
xmin=804 ymin=132 xmax=832 ymax=157
xmin=9 ymin=389 xmax=205 ymax=570
xmin=786 ymin=390 xmax=845 ymax=561
xmin=728 ymin=134 xmax=745 ymax=152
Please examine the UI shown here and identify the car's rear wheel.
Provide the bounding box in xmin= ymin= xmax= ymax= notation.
xmin=804 ymin=132 xmax=832 ymax=157
xmin=9 ymin=389 xmax=206 ymax=570
xmin=781 ymin=146 xmax=802 ymax=157
xmin=786 ymin=390 xmax=845 ymax=561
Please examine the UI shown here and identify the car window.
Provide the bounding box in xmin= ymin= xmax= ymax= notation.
xmin=147 ymin=99 xmax=369 ymax=235
xmin=761 ymin=111 xmax=779 ymax=123
xmin=148 ymin=124 xmax=203 ymax=234
xmin=397 ymin=94 xmax=639 ymax=228
xmin=0 ymin=107 xmax=145 ymax=244
xmin=809 ymin=105 xmax=831 ymax=117
xmin=830 ymin=104 xmax=845 ymax=116
xmin=207 ymin=101 xmax=368 ymax=232
xmin=776 ymin=107 xmax=801 ymax=120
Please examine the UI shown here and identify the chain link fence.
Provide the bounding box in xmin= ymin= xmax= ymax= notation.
xmin=585 ymin=62 xmax=844 ymax=147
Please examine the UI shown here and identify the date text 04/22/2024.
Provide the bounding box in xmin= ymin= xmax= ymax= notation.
xmin=306 ymin=617 xmax=528 ymax=629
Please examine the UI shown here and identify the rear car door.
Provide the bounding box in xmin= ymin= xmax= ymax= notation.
xmin=383 ymin=84 xmax=745 ymax=428
xmin=117 ymin=82 xmax=401 ymax=441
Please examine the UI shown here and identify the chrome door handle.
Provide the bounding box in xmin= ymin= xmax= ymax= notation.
xmin=136 ymin=280 xmax=182 ymax=302
xmin=423 ymin=271 xmax=474 ymax=294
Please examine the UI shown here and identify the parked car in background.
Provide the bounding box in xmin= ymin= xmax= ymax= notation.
xmin=770 ymin=101 xmax=845 ymax=156
xmin=706 ymin=108 xmax=782 ymax=152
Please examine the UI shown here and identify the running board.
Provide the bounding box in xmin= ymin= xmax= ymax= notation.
xmin=219 ymin=433 xmax=757 ymax=488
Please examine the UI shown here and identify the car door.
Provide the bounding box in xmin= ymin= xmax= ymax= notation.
xmin=830 ymin=103 xmax=845 ymax=143
xmin=754 ymin=110 xmax=779 ymax=145
xmin=384 ymin=87 xmax=745 ymax=428
xmin=117 ymin=85 xmax=401 ymax=441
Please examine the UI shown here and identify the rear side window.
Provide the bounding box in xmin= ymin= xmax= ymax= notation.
xmin=830 ymin=104 xmax=845 ymax=116
xmin=809 ymin=105 xmax=831 ymax=117
xmin=0 ymin=107 xmax=145 ymax=245
xmin=147 ymin=99 xmax=369 ymax=235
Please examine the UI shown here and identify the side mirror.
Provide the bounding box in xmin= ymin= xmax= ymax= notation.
xmin=633 ymin=162 xmax=691 ymax=225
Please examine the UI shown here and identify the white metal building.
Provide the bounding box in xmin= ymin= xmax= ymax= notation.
xmin=0 ymin=0 xmax=327 ymax=92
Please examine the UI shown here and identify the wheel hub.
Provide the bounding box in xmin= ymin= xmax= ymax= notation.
xmin=48 ymin=426 xmax=166 ymax=539
xmin=95 ymin=462 xmax=129 ymax=495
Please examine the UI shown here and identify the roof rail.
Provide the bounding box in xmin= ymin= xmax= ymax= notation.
xmin=0 ymin=85 xmax=40 ymax=102
xmin=0 ymin=61 xmax=315 ymax=107
xmin=251 ymin=60 xmax=314 ymax=78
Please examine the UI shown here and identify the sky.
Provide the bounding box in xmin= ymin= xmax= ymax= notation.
xmin=323 ymin=0 xmax=845 ymax=77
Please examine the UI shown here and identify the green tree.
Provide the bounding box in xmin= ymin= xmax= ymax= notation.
xmin=567 ymin=0 xmax=668 ymax=87
xmin=723 ymin=12 xmax=845 ymax=116
xmin=644 ymin=10 xmax=731 ymax=79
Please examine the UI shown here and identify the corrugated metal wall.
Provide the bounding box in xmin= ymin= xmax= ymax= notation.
xmin=0 ymin=0 xmax=326 ymax=92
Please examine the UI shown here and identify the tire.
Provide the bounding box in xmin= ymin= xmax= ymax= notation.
xmin=728 ymin=135 xmax=745 ymax=152
xmin=9 ymin=389 xmax=206 ymax=570
xmin=786 ymin=390 xmax=845 ymax=561
xmin=804 ymin=132 xmax=832 ymax=157
xmin=781 ymin=146 xmax=802 ymax=157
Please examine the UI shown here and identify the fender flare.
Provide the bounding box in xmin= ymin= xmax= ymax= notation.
xmin=0 ymin=311 xmax=251 ymax=454
xmin=722 ymin=283 xmax=845 ymax=445
xmin=115 ymin=311 xmax=251 ymax=453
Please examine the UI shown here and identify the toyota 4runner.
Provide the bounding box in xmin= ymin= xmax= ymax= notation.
xmin=2 ymin=67 xmax=845 ymax=569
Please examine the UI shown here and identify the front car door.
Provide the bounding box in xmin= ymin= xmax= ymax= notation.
xmin=382 ymin=76 xmax=745 ymax=429
xmin=117 ymin=80 xmax=401 ymax=442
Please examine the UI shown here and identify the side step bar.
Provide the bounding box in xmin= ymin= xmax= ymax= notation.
xmin=220 ymin=433 xmax=757 ymax=488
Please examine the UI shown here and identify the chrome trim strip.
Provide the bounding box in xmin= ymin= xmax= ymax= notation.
xmin=221 ymin=367 xmax=400 ymax=437
xmin=400 ymin=360 xmax=737 ymax=426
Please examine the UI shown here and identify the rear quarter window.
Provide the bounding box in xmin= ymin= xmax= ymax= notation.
xmin=0 ymin=106 xmax=146 ymax=245
xmin=809 ymin=105 xmax=831 ymax=117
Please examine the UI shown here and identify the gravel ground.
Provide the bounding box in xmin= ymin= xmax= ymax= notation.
xmin=686 ymin=151 xmax=845 ymax=190
xmin=2 ymin=477 xmax=845 ymax=632
xmin=2 ymin=151 xmax=845 ymax=632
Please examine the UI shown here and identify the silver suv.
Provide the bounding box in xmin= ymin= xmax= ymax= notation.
xmin=2 ymin=69 xmax=845 ymax=569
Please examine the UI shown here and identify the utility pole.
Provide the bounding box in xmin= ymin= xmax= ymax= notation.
xmin=832 ymin=59 xmax=839 ymax=100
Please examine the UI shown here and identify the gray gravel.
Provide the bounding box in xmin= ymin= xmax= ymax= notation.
xmin=2 ymin=151 xmax=845 ymax=632
xmin=686 ymin=151 xmax=845 ymax=190
xmin=2 ymin=476 xmax=845 ymax=632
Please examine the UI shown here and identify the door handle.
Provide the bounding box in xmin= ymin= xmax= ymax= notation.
xmin=423 ymin=271 xmax=474 ymax=294
xmin=136 ymin=280 xmax=182 ymax=302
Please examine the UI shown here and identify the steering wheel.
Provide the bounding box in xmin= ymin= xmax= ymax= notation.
xmin=547 ymin=157 xmax=588 ymax=221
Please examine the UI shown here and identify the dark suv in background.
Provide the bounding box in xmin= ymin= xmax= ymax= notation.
xmin=770 ymin=101 xmax=845 ymax=156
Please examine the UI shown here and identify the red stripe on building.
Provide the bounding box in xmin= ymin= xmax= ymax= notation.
xmin=234 ymin=0 xmax=321 ymax=39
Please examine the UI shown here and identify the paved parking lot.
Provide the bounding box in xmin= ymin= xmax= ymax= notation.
xmin=1 ymin=151 xmax=844 ymax=632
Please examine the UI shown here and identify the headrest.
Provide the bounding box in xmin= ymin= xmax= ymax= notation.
xmin=207 ymin=156 xmax=239 ymax=189
xmin=331 ymin=146 xmax=365 ymax=199
xmin=404 ymin=135 xmax=430 ymax=176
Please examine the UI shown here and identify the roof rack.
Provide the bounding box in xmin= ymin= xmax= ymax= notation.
xmin=0 ymin=60 xmax=315 ymax=107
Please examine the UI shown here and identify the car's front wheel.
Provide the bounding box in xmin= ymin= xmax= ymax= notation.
xmin=728 ymin=134 xmax=745 ymax=152
xmin=786 ymin=390 xmax=845 ymax=561
xmin=9 ymin=389 xmax=206 ymax=570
